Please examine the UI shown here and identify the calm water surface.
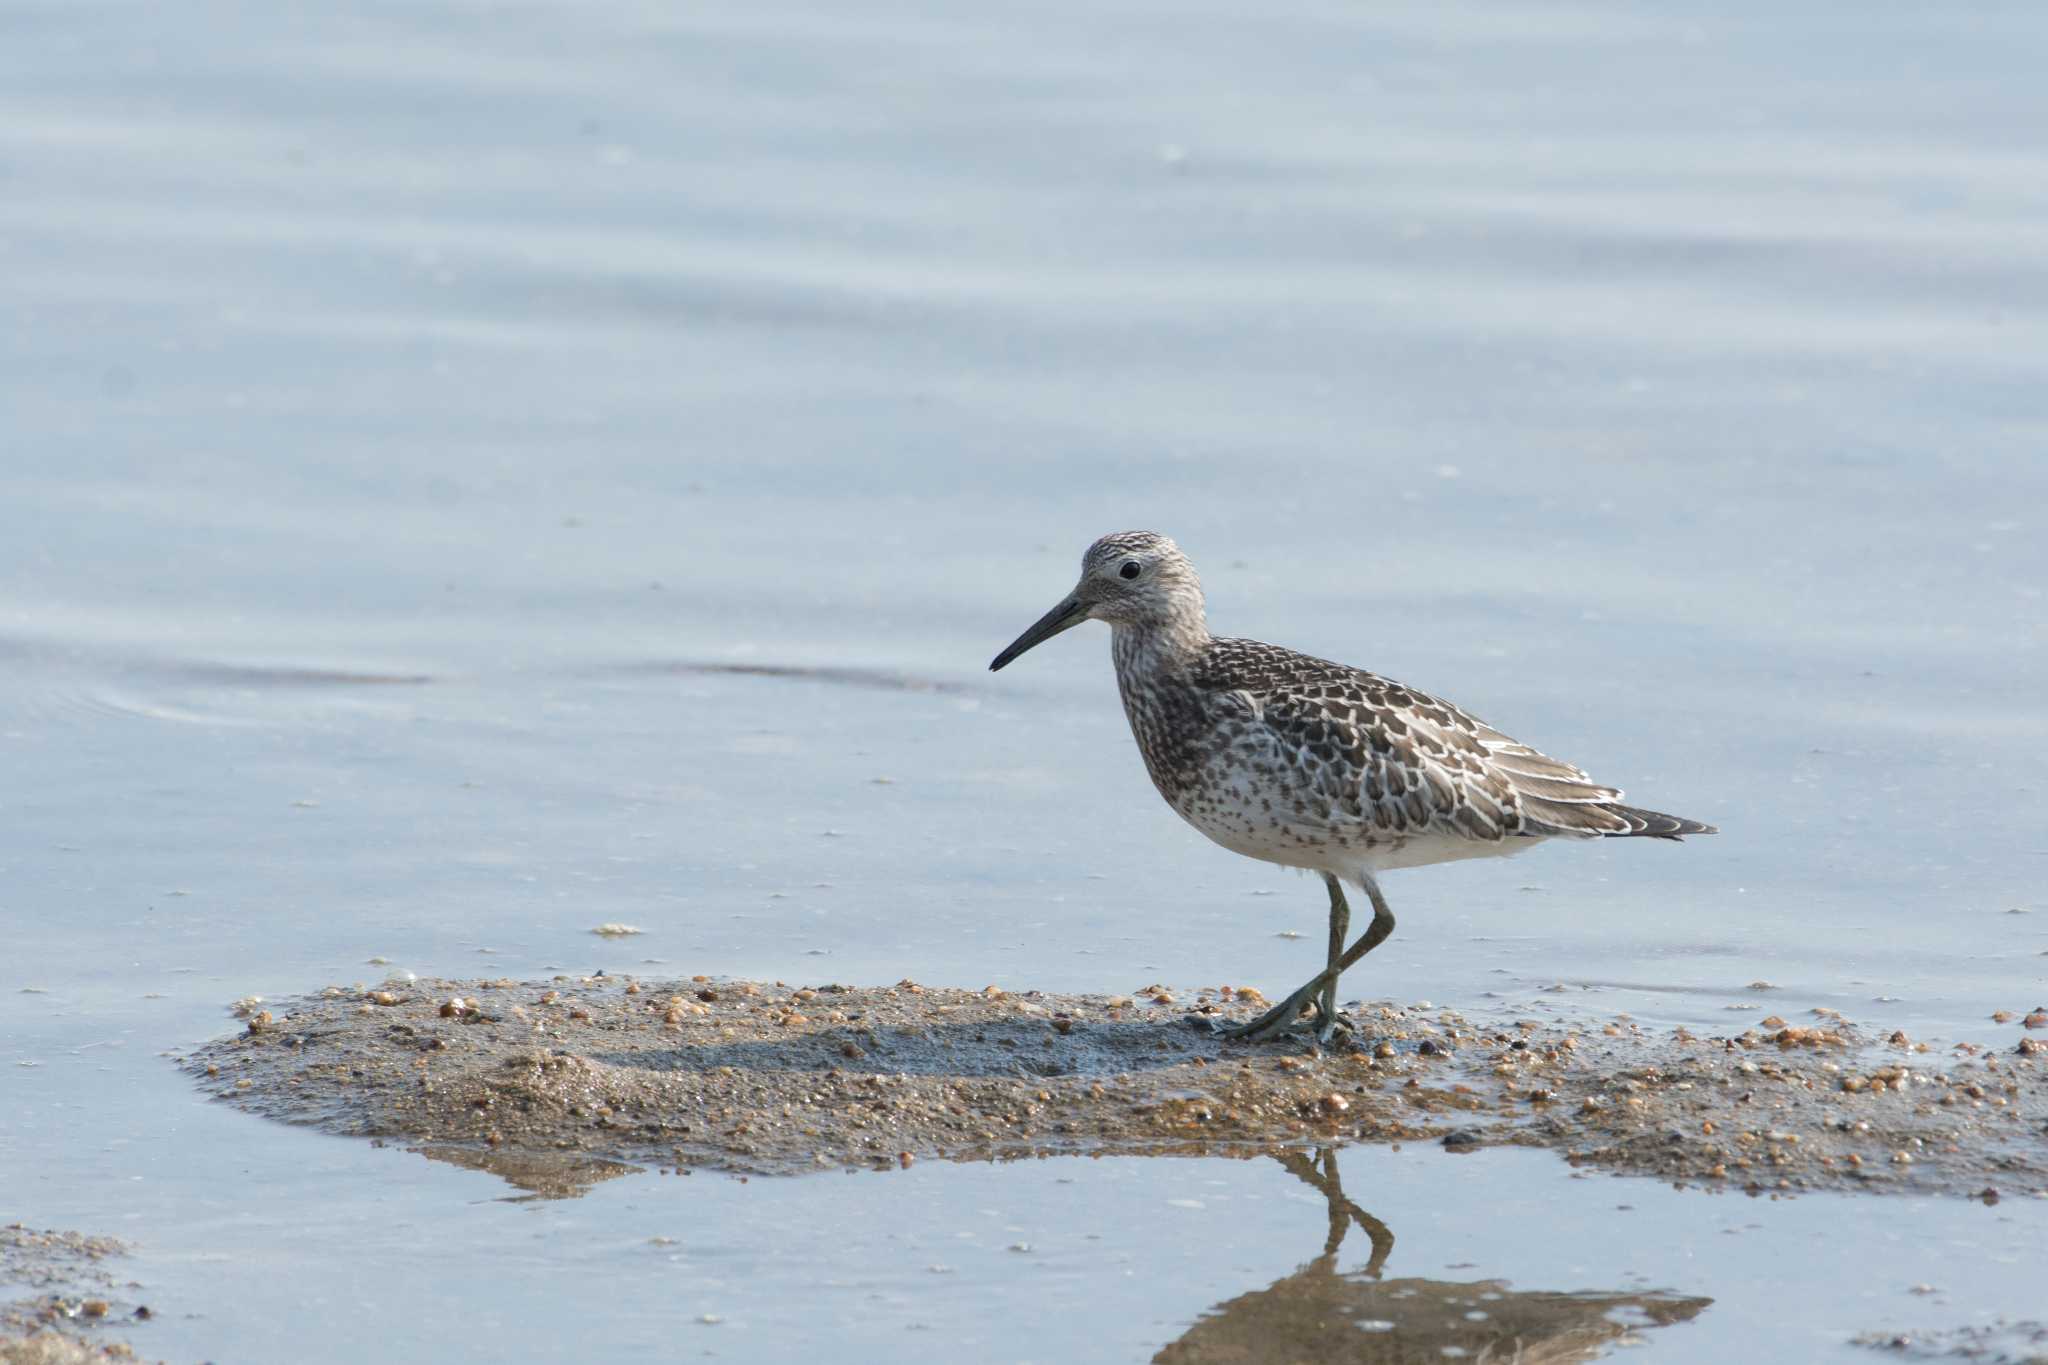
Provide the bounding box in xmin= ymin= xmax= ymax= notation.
xmin=3 ymin=0 xmax=2044 ymax=1359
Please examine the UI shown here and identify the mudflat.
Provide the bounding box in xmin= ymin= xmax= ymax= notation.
xmin=183 ymin=976 xmax=2046 ymax=1200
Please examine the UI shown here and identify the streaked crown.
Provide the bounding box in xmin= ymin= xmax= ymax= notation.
xmin=1075 ymin=530 xmax=1204 ymax=628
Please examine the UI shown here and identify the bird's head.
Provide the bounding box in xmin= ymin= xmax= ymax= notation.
xmin=989 ymin=531 xmax=1205 ymax=670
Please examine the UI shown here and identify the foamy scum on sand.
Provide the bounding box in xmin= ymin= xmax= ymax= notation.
xmin=180 ymin=978 xmax=2047 ymax=1199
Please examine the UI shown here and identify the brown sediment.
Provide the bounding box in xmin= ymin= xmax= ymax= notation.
xmin=181 ymin=978 xmax=2048 ymax=1198
xmin=0 ymin=1226 xmax=152 ymax=1362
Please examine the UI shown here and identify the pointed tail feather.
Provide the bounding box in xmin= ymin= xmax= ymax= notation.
xmin=1599 ymin=803 xmax=1716 ymax=839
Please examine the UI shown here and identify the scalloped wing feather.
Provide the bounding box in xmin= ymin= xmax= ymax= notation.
xmin=1190 ymin=639 xmax=1710 ymax=847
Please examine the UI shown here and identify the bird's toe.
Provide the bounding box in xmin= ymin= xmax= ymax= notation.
xmin=1218 ymin=990 xmax=1323 ymax=1044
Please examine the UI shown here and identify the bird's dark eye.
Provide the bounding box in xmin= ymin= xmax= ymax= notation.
xmin=1119 ymin=560 xmax=1141 ymax=580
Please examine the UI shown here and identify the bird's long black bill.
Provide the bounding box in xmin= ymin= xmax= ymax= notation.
xmin=989 ymin=598 xmax=1087 ymax=671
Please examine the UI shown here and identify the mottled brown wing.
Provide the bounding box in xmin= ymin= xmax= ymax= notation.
xmin=1198 ymin=639 xmax=1710 ymax=842
xmin=1246 ymin=685 xmax=1528 ymax=845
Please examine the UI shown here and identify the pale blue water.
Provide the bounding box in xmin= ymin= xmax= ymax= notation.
xmin=3 ymin=0 xmax=2044 ymax=1359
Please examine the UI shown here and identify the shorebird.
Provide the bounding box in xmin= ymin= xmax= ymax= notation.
xmin=989 ymin=531 xmax=1714 ymax=1044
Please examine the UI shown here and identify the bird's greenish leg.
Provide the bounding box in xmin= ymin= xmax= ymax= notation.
xmin=1223 ymin=873 xmax=1395 ymax=1045
xmin=1315 ymin=875 xmax=1351 ymax=1042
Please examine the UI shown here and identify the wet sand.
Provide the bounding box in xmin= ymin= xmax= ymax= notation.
xmin=182 ymin=977 xmax=2047 ymax=1200
xmin=0 ymin=1227 xmax=151 ymax=1363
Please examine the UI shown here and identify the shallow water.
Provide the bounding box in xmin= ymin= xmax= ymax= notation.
xmin=15 ymin=1121 xmax=2048 ymax=1364
xmin=3 ymin=0 xmax=2045 ymax=1359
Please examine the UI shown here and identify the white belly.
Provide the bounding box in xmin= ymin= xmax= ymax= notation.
xmin=1169 ymin=785 xmax=1545 ymax=879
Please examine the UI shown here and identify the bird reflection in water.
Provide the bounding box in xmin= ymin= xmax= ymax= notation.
xmin=1154 ymin=1148 xmax=1711 ymax=1364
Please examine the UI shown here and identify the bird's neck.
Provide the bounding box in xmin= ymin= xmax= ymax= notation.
xmin=1109 ymin=612 xmax=1214 ymax=803
xmin=1109 ymin=610 xmax=1212 ymax=683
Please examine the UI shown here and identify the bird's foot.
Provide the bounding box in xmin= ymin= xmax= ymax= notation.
xmin=1216 ymin=983 xmax=1328 ymax=1044
xmin=1311 ymin=1006 xmax=1357 ymax=1048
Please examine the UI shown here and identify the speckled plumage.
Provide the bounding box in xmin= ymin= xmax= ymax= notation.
xmin=1115 ymin=630 xmax=1709 ymax=877
xmin=990 ymin=531 xmax=1714 ymax=1043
